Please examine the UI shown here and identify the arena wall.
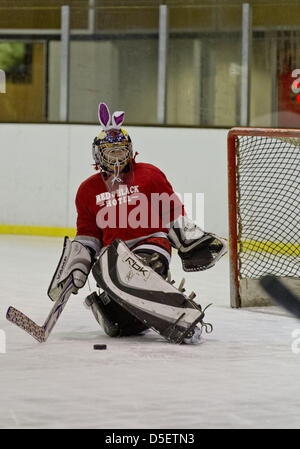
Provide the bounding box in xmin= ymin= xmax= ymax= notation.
xmin=0 ymin=124 xmax=229 ymax=237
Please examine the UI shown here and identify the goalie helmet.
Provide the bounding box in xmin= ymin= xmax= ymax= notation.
xmin=92 ymin=102 xmax=133 ymax=186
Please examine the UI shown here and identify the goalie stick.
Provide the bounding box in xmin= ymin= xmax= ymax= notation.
xmin=259 ymin=275 xmax=300 ymax=320
xmin=6 ymin=277 xmax=73 ymax=343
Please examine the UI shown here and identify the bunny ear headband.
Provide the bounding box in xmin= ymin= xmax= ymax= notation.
xmin=98 ymin=102 xmax=125 ymax=131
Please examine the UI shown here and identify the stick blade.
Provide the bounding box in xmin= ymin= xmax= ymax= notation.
xmin=259 ymin=275 xmax=300 ymax=320
xmin=6 ymin=306 xmax=46 ymax=343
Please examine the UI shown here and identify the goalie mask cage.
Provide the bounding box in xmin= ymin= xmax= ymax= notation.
xmin=228 ymin=127 xmax=300 ymax=308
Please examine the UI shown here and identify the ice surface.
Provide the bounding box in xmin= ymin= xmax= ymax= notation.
xmin=1 ymin=235 xmax=300 ymax=429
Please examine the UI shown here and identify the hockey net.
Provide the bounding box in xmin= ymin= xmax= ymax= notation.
xmin=228 ymin=127 xmax=300 ymax=307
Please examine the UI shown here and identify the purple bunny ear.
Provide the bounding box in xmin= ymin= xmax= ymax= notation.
xmin=98 ymin=102 xmax=111 ymax=130
xmin=112 ymin=111 xmax=125 ymax=129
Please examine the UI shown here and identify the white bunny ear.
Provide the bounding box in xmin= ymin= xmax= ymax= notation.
xmin=98 ymin=102 xmax=111 ymax=130
xmin=112 ymin=111 xmax=125 ymax=129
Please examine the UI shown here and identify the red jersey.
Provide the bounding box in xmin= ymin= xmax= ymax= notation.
xmin=75 ymin=162 xmax=184 ymax=249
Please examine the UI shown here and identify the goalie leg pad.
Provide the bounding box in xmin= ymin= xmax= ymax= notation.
xmin=133 ymin=250 xmax=169 ymax=279
xmin=88 ymin=249 xmax=170 ymax=337
xmin=92 ymin=239 xmax=205 ymax=344
xmin=48 ymin=236 xmax=92 ymax=301
xmin=85 ymin=291 xmax=148 ymax=337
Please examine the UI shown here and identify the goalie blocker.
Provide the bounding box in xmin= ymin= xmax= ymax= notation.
xmin=48 ymin=236 xmax=92 ymax=302
xmin=90 ymin=239 xmax=211 ymax=344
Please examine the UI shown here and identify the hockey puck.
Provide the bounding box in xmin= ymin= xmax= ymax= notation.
xmin=93 ymin=344 xmax=107 ymax=350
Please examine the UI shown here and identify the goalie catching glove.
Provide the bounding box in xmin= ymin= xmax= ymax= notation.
xmin=48 ymin=236 xmax=92 ymax=301
xmin=168 ymin=216 xmax=227 ymax=272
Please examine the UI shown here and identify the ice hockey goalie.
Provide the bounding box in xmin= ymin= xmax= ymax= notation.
xmin=48 ymin=102 xmax=227 ymax=344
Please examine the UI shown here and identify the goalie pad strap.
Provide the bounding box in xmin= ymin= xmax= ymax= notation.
xmin=48 ymin=236 xmax=92 ymax=301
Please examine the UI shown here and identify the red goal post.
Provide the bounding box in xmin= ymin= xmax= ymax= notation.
xmin=227 ymin=127 xmax=300 ymax=308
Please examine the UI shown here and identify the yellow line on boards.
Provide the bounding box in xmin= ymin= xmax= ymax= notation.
xmin=240 ymin=239 xmax=300 ymax=257
xmin=1 ymin=228 xmax=299 ymax=257
xmin=0 ymin=225 xmax=76 ymax=238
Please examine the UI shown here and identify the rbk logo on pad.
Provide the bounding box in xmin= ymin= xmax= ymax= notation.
xmin=125 ymin=257 xmax=148 ymax=276
xmin=123 ymin=256 xmax=150 ymax=279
